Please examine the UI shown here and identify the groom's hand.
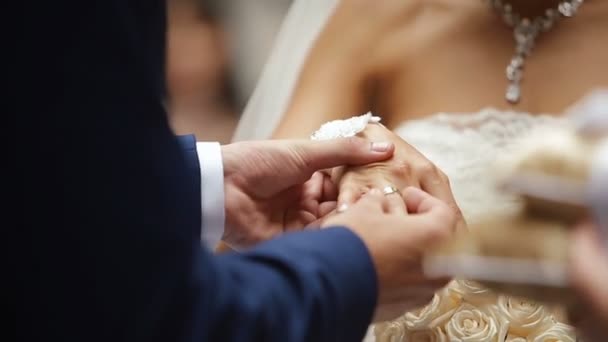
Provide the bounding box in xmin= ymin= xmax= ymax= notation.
xmin=323 ymin=187 xmax=457 ymax=322
xmin=220 ymin=137 xmax=394 ymax=251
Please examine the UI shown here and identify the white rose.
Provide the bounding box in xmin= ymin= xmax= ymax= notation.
xmin=404 ymin=290 xmax=461 ymax=330
xmin=374 ymin=323 xmax=448 ymax=342
xmin=505 ymin=334 xmax=527 ymax=342
xmin=445 ymin=304 xmax=504 ymax=342
xmin=529 ymin=323 xmax=577 ymax=342
xmin=408 ymin=328 xmax=449 ymax=342
xmin=373 ymin=320 xmax=406 ymax=342
xmin=496 ymin=296 xmax=553 ymax=337
xmin=447 ymin=279 xmax=498 ymax=307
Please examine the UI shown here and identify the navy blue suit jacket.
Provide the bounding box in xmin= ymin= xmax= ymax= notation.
xmin=12 ymin=1 xmax=377 ymax=341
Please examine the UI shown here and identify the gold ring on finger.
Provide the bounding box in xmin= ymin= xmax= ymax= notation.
xmin=382 ymin=186 xmax=400 ymax=196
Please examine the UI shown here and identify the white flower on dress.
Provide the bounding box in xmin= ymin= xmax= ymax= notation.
xmin=529 ymin=322 xmax=577 ymax=342
xmin=495 ymin=296 xmax=554 ymax=337
xmin=403 ymin=289 xmax=461 ymax=331
xmin=445 ymin=304 xmax=503 ymax=342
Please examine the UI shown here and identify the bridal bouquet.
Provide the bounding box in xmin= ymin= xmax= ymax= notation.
xmin=374 ymin=280 xmax=577 ymax=342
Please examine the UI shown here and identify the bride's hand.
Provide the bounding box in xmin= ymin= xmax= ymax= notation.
xmin=335 ymin=124 xmax=465 ymax=229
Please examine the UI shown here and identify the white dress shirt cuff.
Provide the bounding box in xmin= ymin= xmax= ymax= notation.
xmin=196 ymin=142 xmax=225 ymax=249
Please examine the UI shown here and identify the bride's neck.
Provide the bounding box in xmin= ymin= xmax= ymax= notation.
xmin=507 ymin=0 xmax=562 ymax=17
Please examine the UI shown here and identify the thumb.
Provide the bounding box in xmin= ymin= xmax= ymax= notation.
xmin=402 ymin=187 xmax=457 ymax=242
xmin=403 ymin=187 xmax=448 ymax=215
xmin=289 ymin=137 xmax=394 ymax=174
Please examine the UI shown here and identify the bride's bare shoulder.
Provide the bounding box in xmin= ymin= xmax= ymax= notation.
xmin=390 ymin=0 xmax=486 ymax=38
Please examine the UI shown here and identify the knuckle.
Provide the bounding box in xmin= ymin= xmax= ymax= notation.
xmin=249 ymin=231 xmax=266 ymax=244
xmin=344 ymin=136 xmax=365 ymax=153
xmin=439 ymin=209 xmax=459 ymax=233
xmin=415 ymin=161 xmax=438 ymax=176
xmin=391 ymin=160 xmax=412 ymax=178
xmin=427 ymin=224 xmax=450 ymax=241
xmin=287 ymin=144 xmax=311 ymax=169
xmin=251 ymin=227 xmax=278 ymax=244
xmin=438 ymin=170 xmax=450 ymax=184
xmin=438 ymin=203 xmax=457 ymax=221
xmin=424 ymin=209 xmax=457 ymax=239
xmin=450 ymin=204 xmax=464 ymax=221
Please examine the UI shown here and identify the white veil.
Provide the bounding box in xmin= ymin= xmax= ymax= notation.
xmin=231 ymin=0 xmax=339 ymax=142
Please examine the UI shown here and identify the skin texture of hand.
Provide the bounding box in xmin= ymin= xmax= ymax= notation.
xmin=335 ymin=124 xmax=466 ymax=230
xmin=323 ymin=187 xmax=457 ymax=322
xmin=569 ymin=222 xmax=608 ymax=341
xmin=220 ymin=137 xmax=395 ymax=251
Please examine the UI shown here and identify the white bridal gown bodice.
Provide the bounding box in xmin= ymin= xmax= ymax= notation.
xmin=366 ymin=109 xmax=577 ymax=342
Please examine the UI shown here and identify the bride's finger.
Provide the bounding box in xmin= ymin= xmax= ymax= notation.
xmin=337 ymin=181 xmax=369 ymax=211
xmin=318 ymin=201 xmax=337 ymax=217
xmin=321 ymin=174 xmax=339 ymax=202
xmin=337 ymin=187 xmax=358 ymax=212
xmin=420 ymin=174 xmax=464 ymax=224
xmin=383 ymin=189 xmax=407 ymax=214
xmin=357 ymin=188 xmax=386 ymax=211
xmin=419 ymin=172 xmax=455 ymax=205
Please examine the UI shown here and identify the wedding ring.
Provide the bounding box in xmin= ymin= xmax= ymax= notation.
xmin=382 ymin=186 xmax=400 ymax=196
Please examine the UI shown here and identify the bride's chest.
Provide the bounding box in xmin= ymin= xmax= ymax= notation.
xmin=374 ymin=11 xmax=608 ymax=127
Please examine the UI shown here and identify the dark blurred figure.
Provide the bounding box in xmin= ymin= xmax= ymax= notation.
xmin=167 ymin=0 xmax=237 ymax=143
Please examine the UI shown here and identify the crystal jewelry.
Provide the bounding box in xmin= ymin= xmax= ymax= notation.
xmin=310 ymin=112 xmax=382 ymax=140
xmin=382 ymin=186 xmax=401 ymax=196
xmin=487 ymin=0 xmax=584 ymax=104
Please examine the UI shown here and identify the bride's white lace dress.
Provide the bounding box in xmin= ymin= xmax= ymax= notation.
xmin=365 ymin=109 xmax=577 ymax=342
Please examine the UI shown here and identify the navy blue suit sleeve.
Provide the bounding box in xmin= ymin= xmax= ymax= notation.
xmin=173 ymin=134 xmax=378 ymax=340
xmin=175 ymin=135 xmax=200 ymax=175
xmin=175 ymin=134 xmax=202 ymax=213
xmin=195 ymin=228 xmax=378 ymax=342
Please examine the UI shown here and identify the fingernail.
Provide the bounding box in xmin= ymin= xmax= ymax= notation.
xmin=371 ymin=142 xmax=391 ymax=152
xmin=337 ymin=204 xmax=349 ymax=213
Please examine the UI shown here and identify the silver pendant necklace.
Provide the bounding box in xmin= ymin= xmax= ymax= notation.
xmin=487 ymin=0 xmax=584 ymax=104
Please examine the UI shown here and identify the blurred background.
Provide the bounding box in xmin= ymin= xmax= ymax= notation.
xmin=167 ymin=0 xmax=293 ymax=143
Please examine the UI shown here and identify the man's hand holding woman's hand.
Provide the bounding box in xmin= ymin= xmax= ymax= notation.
xmin=334 ymin=123 xmax=466 ymax=230
xmin=220 ymin=135 xmax=460 ymax=320
xmin=220 ymin=137 xmax=395 ymax=250
xmin=324 ymin=186 xmax=458 ymax=322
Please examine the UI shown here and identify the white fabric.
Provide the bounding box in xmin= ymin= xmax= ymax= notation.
xmin=196 ymin=142 xmax=225 ymax=249
xmin=232 ymin=0 xmax=338 ymax=142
